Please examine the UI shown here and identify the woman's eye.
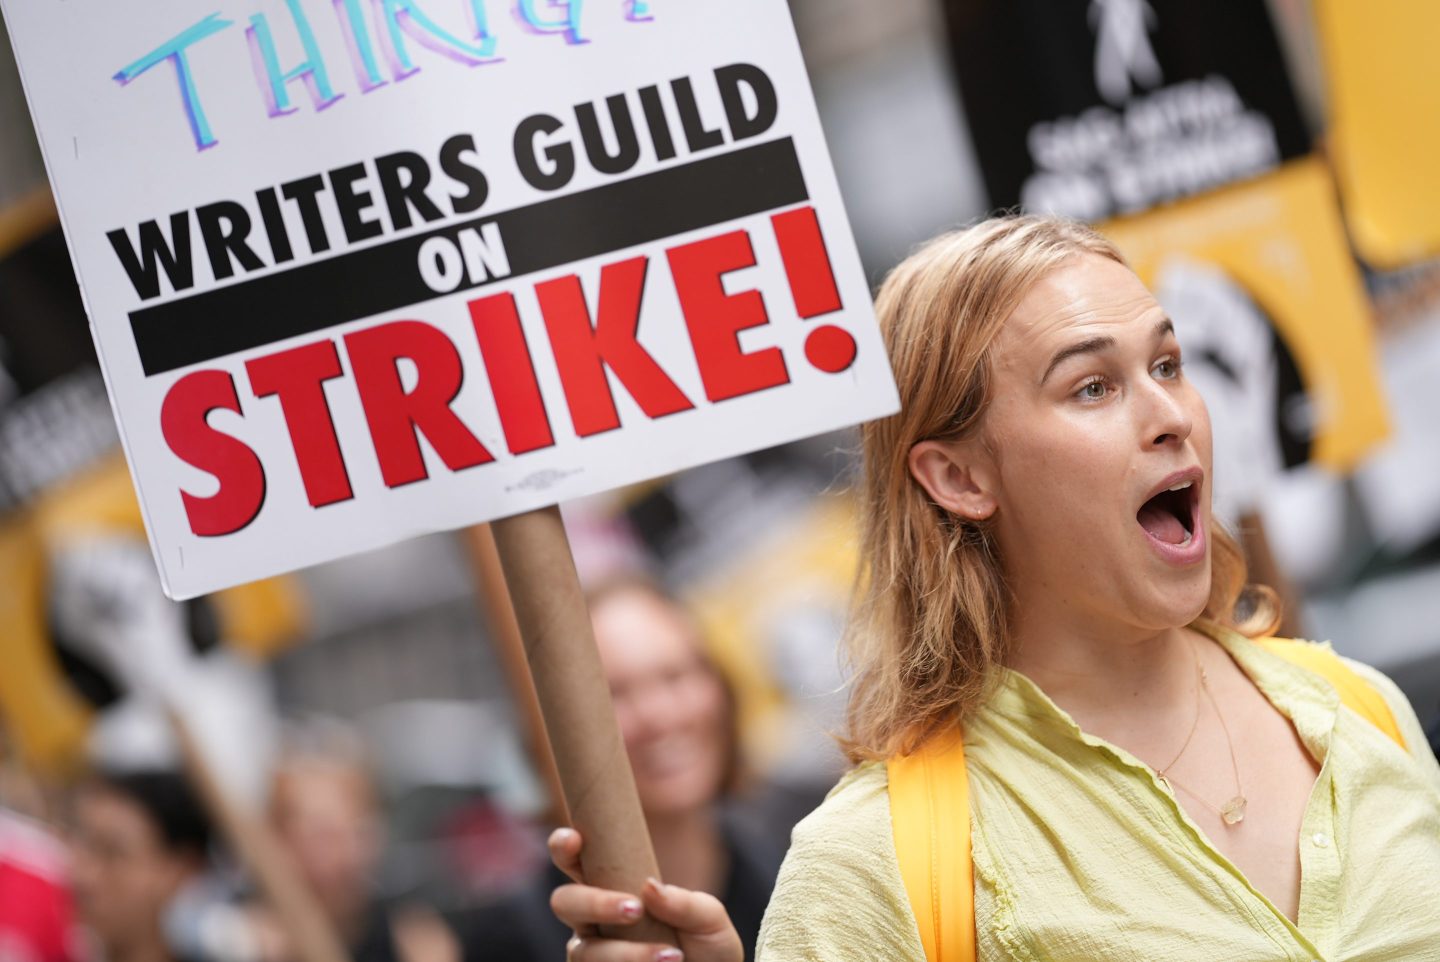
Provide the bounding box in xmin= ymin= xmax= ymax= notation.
xmin=1079 ymin=380 xmax=1107 ymax=400
xmin=1153 ymin=358 xmax=1181 ymax=379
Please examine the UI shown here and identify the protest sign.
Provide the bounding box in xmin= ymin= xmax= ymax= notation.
xmin=932 ymin=0 xmax=1390 ymax=527
xmin=3 ymin=1 xmax=897 ymax=600
xmin=942 ymin=0 xmax=1309 ymax=220
xmin=1312 ymin=0 xmax=1440 ymax=269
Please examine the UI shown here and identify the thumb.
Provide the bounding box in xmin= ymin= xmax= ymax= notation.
xmin=640 ymin=879 xmax=742 ymax=957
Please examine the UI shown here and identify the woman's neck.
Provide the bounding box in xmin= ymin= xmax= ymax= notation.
xmin=647 ymin=805 xmax=727 ymax=896
xmin=1006 ymin=605 xmax=1201 ymax=735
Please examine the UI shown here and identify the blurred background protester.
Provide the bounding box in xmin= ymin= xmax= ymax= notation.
xmin=66 ymin=770 xmax=213 ymax=962
xmin=1 ymin=727 xmax=78 ymax=962
xmin=0 ymin=801 xmax=74 ymax=962
xmin=455 ymin=577 xmax=824 ymax=961
xmin=264 ymin=721 xmax=458 ymax=962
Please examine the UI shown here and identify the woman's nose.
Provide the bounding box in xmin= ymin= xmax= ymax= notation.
xmin=1142 ymin=380 xmax=1193 ymax=448
xmin=619 ymin=684 xmax=674 ymax=740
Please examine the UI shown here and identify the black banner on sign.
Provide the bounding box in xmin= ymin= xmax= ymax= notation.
xmin=942 ymin=0 xmax=1310 ymax=220
xmin=130 ymin=137 xmax=809 ymax=376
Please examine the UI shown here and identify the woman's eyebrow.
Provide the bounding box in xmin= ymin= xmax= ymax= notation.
xmin=1039 ymin=318 xmax=1176 ymax=386
xmin=1040 ymin=335 xmax=1114 ymax=385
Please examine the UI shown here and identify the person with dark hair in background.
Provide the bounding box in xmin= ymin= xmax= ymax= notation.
xmin=459 ymin=577 xmax=816 ymax=962
xmin=67 ymin=770 xmax=212 ymax=962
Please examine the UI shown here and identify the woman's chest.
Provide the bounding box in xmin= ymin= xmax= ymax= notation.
xmin=967 ymin=738 xmax=1440 ymax=961
xmin=1166 ymin=691 xmax=1322 ymax=923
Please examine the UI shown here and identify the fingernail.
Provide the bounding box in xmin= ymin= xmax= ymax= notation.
xmin=552 ymin=827 xmax=577 ymax=845
xmin=643 ymin=876 xmax=663 ymax=895
xmin=619 ymin=898 xmax=643 ymax=918
xmin=655 ymin=950 xmax=683 ymax=962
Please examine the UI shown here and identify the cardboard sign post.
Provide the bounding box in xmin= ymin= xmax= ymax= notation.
xmin=491 ymin=507 xmax=673 ymax=941
xmin=459 ymin=523 xmax=568 ymax=827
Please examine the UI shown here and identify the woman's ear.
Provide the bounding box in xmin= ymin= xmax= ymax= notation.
xmin=908 ymin=439 xmax=999 ymax=521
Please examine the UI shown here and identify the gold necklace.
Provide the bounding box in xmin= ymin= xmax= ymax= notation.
xmin=1153 ymin=642 xmax=1203 ymax=786
xmin=1154 ymin=642 xmax=1248 ymax=826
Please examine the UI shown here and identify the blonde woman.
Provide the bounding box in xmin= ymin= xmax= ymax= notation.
xmin=545 ymin=217 xmax=1440 ymax=961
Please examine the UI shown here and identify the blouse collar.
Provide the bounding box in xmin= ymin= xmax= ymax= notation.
xmin=986 ymin=622 xmax=1341 ymax=764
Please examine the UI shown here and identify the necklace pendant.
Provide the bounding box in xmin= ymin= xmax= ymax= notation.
xmin=1220 ymin=796 xmax=1247 ymax=825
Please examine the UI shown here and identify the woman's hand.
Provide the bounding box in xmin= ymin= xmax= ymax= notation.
xmin=548 ymin=828 xmax=744 ymax=962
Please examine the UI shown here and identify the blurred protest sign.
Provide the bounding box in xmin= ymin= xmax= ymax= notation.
xmin=941 ymin=0 xmax=1310 ymax=220
xmin=1312 ymin=1 xmax=1440 ymax=269
xmin=938 ymin=0 xmax=1389 ymax=525
xmin=685 ymin=491 xmax=857 ymax=776
xmin=0 ymin=212 xmax=303 ymax=775
xmin=1100 ymin=158 xmax=1389 ymax=508
xmin=3 ymin=1 xmax=896 ymax=600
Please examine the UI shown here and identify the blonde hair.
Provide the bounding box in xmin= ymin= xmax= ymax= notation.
xmin=842 ymin=215 xmax=1278 ymax=762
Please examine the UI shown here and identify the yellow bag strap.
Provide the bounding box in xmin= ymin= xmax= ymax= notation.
xmin=1256 ymin=637 xmax=1406 ymax=751
xmin=887 ymin=729 xmax=975 ymax=962
xmin=887 ymin=638 xmax=1404 ymax=962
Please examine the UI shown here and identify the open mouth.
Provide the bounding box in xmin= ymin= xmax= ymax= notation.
xmin=1137 ymin=480 xmax=1196 ymax=546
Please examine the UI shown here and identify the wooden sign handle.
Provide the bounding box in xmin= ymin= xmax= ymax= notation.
xmin=489 ymin=506 xmax=677 ymax=946
xmin=167 ymin=710 xmax=352 ymax=962
xmin=459 ymin=524 xmax=569 ymax=827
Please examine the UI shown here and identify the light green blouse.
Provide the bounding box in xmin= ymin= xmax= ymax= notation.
xmin=756 ymin=629 xmax=1440 ymax=961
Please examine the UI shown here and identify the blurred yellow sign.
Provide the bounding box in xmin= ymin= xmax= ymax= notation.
xmin=685 ymin=493 xmax=858 ymax=772
xmin=1313 ymin=0 xmax=1440 ymax=269
xmin=1102 ymin=157 xmax=1388 ymax=471
xmin=0 ymin=455 xmax=305 ymax=776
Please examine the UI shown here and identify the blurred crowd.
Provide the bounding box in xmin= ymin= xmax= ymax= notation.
xmin=0 ymin=574 xmax=830 ymax=962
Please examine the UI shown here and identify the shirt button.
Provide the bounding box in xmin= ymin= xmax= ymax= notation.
xmin=1312 ymin=832 xmax=1331 ymax=848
